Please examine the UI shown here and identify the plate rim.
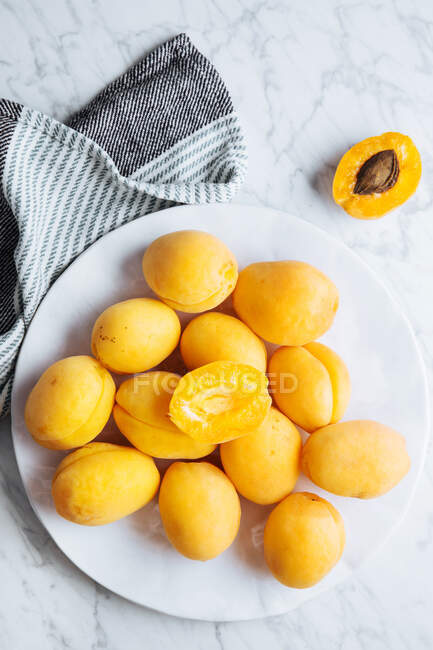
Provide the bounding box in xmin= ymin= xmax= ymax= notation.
xmin=11 ymin=202 xmax=431 ymax=621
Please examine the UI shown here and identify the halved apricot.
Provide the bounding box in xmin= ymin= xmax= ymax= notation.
xmin=113 ymin=372 xmax=216 ymax=459
xmin=169 ymin=361 xmax=271 ymax=444
xmin=333 ymin=132 xmax=421 ymax=219
xmin=268 ymin=342 xmax=351 ymax=433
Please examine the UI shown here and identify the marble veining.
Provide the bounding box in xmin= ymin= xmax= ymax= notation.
xmin=1 ymin=0 xmax=433 ymax=647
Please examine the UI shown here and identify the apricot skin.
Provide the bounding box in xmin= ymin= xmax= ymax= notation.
xmin=142 ymin=230 xmax=238 ymax=313
xmin=264 ymin=492 xmax=345 ymax=588
xmin=113 ymin=372 xmax=216 ymax=459
xmin=159 ymin=461 xmax=241 ymax=560
xmin=180 ymin=312 xmax=267 ymax=372
xmin=268 ymin=342 xmax=351 ymax=433
xmin=233 ymin=261 xmax=339 ymax=346
xmin=220 ymin=406 xmax=302 ymax=505
xmin=302 ymin=420 xmax=410 ymax=498
xmin=52 ymin=442 xmax=160 ymax=525
xmin=91 ymin=298 xmax=180 ymax=374
xmin=169 ymin=361 xmax=272 ymax=444
xmin=25 ymin=355 xmax=115 ymax=450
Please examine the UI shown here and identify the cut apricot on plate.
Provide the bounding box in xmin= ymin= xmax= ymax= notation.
xmin=113 ymin=371 xmax=216 ymax=459
xmin=333 ymin=132 xmax=421 ymax=219
xmin=169 ymin=361 xmax=272 ymax=444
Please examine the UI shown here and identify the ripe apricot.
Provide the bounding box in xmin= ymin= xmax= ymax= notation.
xmin=180 ymin=312 xmax=267 ymax=372
xmin=159 ymin=461 xmax=241 ymax=560
xmin=142 ymin=230 xmax=238 ymax=313
xmin=113 ymin=372 xmax=215 ymax=459
xmin=233 ymin=261 xmax=338 ymax=346
xmin=302 ymin=420 xmax=410 ymax=498
xmin=52 ymin=442 xmax=160 ymax=525
xmin=264 ymin=492 xmax=345 ymax=588
xmin=169 ymin=361 xmax=271 ymax=444
xmin=333 ymin=132 xmax=421 ymax=219
xmin=220 ymin=406 xmax=302 ymax=505
xmin=268 ymin=342 xmax=351 ymax=432
xmin=25 ymin=355 xmax=115 ymax=450
xmin=91 ymin=298 xmax=180 ymax=374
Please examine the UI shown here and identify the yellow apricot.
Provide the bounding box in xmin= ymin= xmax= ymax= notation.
xmin=169 ymin=361 xmax=272 ymax=444
xmin=142 ymin=230 xmax=238 ymax=313
xmin=113 ymin=372 xmax=215 ymax=459
xmin=333 ymin=132 xmax=421 ymax=219
xmin=159 ymin=461 xmax=241 ymax=560
xmin=25 ymin=355 xmax=115 ymax=450
xmin=233 ymin=261 xmax=339 ymax=346
xmin=52 ymin=442 xmax=160 ymax=525
xmin=264 ymin=492 xmax=345 ymax=588
xmin=302 ymin=420 xmax=410 ymax=498
xmin=268 ymin=342 xmax=351 ymax=432
xmin=91 ymin=298 xmax=180 ymax=374
xmin=180 ymin=312 xmax=267 ymax=372
xmin=220 ymin=406 xmax=302 ymax=505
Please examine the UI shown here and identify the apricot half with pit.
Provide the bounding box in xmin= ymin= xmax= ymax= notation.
xmin=333 ymin=132 xmax=421 ymax=219
xmin=264 ymin=492 xmax=345 ymax=588
xmin=220 ymin=406 xmax=302 ymax=505
xmin=169 ymin=361 xmax=271 ymax=444
xmin=142 ymin=230 xmax=238 ymax=313
xmin=52 ymin=442 xmax=160 ymax=525
xmin=233 ymin=261 xmax=339 ymax=346
xmin=113 ymin=372 xmax=216 ymax=459
xmin=25 ymin=355 xmax=115 ymax=449
xmin=159 ymin=461 xmax=241 ymax=560
xmin=268 ymin=342 xmax=351 ymax=433
xmin=180 ymin=312 xmax=267 ymax=372
xmin=302 ymin=420 xmax=411 ymax=498
xmin=91 ymin=298 xmax=180 ymax=374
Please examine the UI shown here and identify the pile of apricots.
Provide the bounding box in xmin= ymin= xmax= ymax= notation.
xmin=25 ymin=228 xmax=411 ymax=590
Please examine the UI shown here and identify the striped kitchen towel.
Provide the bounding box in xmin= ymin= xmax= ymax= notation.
xmin=0 ymin=33 xmax=247 ymax=416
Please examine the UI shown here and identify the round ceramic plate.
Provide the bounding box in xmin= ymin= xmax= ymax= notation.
xmin=11 ymin=204 xmax=429 ymax=621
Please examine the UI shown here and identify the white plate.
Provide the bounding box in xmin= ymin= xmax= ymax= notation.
xmin=11 ymin=204 xmax=429 ymax=621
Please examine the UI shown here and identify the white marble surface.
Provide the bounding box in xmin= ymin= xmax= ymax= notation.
xmin=1 ymin=0 xmax=433 ymax=647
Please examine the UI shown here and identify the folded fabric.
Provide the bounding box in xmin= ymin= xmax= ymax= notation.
xmin=0 ymin=33 xmax=247 ymax=416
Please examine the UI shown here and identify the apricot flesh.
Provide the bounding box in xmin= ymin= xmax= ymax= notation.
xmin=159 ymin=461 xmax=241 ymax=560
xmin=91 ymin=298 xmax=180 ymax=374
xmin=113 ymin=372 xmax=215 ymax=459
xmin=142 ymin=230 xmax=238 ymax=313
xmin=233 ymin=261 xmax=339 ymax=346
xmin=52 ymin=442 xmax=160 ymax=525
xmin=180 ymin=312 xmax=267 ymax=372
xmin=25 ymin=355 xmax=115 ymax=450
xmin=169 ymin=361 xmax=272 ymax=444
xmin=268 ymin=342 xmax=351 ymax=432
xmin=302 ymin=420 xmax=410 ymax=498
xmin=220 ymin=406 xmax=302 ymax=505
xmin=264 ymin=492 xmax=345 ymax=588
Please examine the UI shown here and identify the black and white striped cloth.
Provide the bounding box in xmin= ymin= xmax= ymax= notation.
xmin=0 ymin=33 xmax=247 ymax=416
